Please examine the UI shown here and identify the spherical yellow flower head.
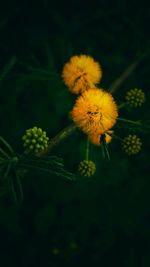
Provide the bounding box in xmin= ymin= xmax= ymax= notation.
xmin=22 ymin=127 xmax=49 ymax=154
xmin=62 ymin=55 xmax=102 ymax=94
xmin=122 ymin=135 xmax=142 ymax=155
xmin=71 ymin=88 xmax=118 ymax=136
xmin=125 ymin=88 xmax=145 ymax=108
xmin=78 ymin=160 xmax=96 ymax=177
xmin=89 ymin=130 xmax=113 ymax=146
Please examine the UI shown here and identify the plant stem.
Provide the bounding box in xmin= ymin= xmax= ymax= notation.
xmin=118 ymin=102 xmax=127 ymax=109
xmin=113 ymin=134 xmax=123 ymax=141
xmin=109 ymin=61 xmax=138 ymax=94
xmin=0 ymin=147 xmax=10 ymax=159
xmin=85 ymin=137 xmax=90 ymax=161
xmin=39 ymin=123 xmax=77 ymax=156
xmin=109 ymin=51 xmax=150 ymax=94
xmin=117 ymin=117 xmax=141 ymax=126
xmin=0 ymin=136 xmax=15 ymax=156
xmin=19 ymin=163 xmax=74 ymax=180
xmin=11 ymin=170 xmax=23 ymax=205
xmin=0 ymin=56 xmax=17 ymax=83
xmin=18 ymin=62 xmax=60 ymax=78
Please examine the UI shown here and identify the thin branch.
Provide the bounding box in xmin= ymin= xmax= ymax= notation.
xmin=0 ymin=147 xmax=10 ymax=159
xmin=19 ymin=163 xmax=74 ymax=180
xmin=18 ymin=62 xmax=60 ymax=78
xmin=117 ymin=117 xmax=142 ymax=125
xmin=118 ymin=102 xmax=127 ymax=109
xmin=109 ymin=61 xmax=138 ymax=93
xmin=39 ymin=123 xmax=77 ymax=156
xmin=117 ymin=117 xmax=150 ymax=132
xmin=0 ymin=136 xmax=15 ymax=156
xmin=109 ymin=51 xmax=150 ymax=94
xmin=85 ymin=137 xmax=90 ymax=161
xmin=0 ymin=56 xmax=17 ymax=83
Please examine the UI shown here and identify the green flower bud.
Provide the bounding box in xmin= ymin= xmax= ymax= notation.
xmin=78 ymin=160 xmax=96 ymax=177
xmin=22 ymin=126 xmax=49 ymax=154
xmin=125 ymin=88 xmax=145 ymax=108
xmin=122 ymin=135 xmax=142 ymax=155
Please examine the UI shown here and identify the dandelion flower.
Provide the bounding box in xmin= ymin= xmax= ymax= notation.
xmin=126 ymin=88 xmax=145 ymax=108
xmin=122 ymin=134 xmax=142 ymax=155
xmin=22 ymin=127 xmax=49 ymax=154
xmin=62 ymin=55 xmax=102 ymax=94
xmin=89 ymin=130 xmax=113 ymax=146
xmin=71 ymin=88 xmax=118 ymax=136
xmin=78 ymin=160 xmax=96 ymax=177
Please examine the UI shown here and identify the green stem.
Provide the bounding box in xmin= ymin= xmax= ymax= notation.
xmin=117 ymin=117 xmax=141 ymax=126
xmin=109 ymin=61 xmax=138 ymax=93
xmin=0 ymin=136 xmax=15 ymax=156
xmin=0 ymin=156 xmax=5 ymax=161
xmin=112 ymin=134 xmax=123 ymax=141
xmin=85 ymin=137 xmax=90 ymax=161
xmin=0 ymin=147 xmax=10 ymax=159
xmin=18 ymin=62 xmax=60 ymax=78
xmin=39 ymin=123 xmax=77 ymax=156
xmin=19 ymin=163 xmax=58 ymax=173
xmin=109 ymin=50 xmax=150 ymax=94
xmin=0 ymin=56 xmax=17 ymax=82
xmin=19 ymin=163 xmax=74 ymax=180
xmin=118 ymin=102 xmax=127 ymax=109
xmin=10 ymin=170 xmax=23 ymax=205
xmin=20 ymin=158 xmax=64 ymax=167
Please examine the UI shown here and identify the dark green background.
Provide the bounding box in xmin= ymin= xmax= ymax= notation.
xmin=0 ymin=0 xmax=150 ymax=266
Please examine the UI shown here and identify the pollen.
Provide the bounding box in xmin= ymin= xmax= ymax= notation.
xmin=71 ymin=88 xmax=118 ymax=136
xmin=62 ymin=55 xmax=102 ymax=94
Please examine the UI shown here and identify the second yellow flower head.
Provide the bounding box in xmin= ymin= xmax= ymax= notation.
xmin=62 ymin=55 xmax=102 ymax=94
xmin=71 ymin=88 xmax=118 ymax=136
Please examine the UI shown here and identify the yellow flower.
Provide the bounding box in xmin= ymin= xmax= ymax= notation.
xmin=122 ymin=135 xmax=142 ymax=155
xmin=125 ymin=88 xmax=145 ymax=108
xmin=71 ymin=88 xmax=118 ymax=136
xmin=62 ymin=55 xmax=102 ymax=94
xmin=89 ymin=130 xmax=113 ymax=146
xmin=78 ymin=160 xmax=96 ymax=177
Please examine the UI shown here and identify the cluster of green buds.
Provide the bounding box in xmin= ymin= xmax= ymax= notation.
xmin=122 ymin=135 xmax=142 ymax=155
xmin=22 ymin=127 xmax=49 ymax=154
xmin=125 ymin=88 xmax=145 ymax=108
xmin=78 ymin=160 xmax=96 ymax=177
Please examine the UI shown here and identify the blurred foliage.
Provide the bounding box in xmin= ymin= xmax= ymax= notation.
xmin=0 ymin=0 xmax=150 ymax=266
